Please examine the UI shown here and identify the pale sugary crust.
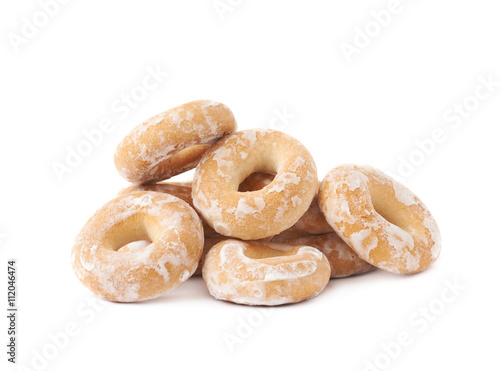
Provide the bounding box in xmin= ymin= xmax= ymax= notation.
xmin=318 ymin=164 xmax=441 ymax=274
xmin=71 ymin=192 xmax=204 ymax=302
xmin=192 ymin=129 xmax=318 ymax=240
xmin=271 ymin=231 xmax=375 ymax=278
xmin=114 ymin=100 xmax=237 ymax=184
xmin=202 ymin=239 xmax=331 ymax=306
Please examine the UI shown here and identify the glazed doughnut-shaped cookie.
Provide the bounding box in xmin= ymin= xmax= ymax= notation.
xmin=272 ymin=232 xmax=375 ymax=278
xmin=192 ymin=129 xmax=318 ymax=240
xmin=115 ymin=100 xmax=237 ymax=184
xmin=118 ymin=181 xmax=217 ymax=236
xmin=202 ymin=239 xmax=331 ymax=305
xmin=318 ymin=164 xmax=441 ymax=274
xmin=71 ymin=192 xmax=204 ymax=302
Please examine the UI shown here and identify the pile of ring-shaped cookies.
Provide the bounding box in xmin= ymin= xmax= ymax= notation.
xmin=71 ymin=100 xmax=442 ymax=305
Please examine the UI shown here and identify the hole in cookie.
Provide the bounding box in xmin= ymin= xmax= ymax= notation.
xmin=361 ymin=178 xmax=413 ymax=233
xmin=101 ymin=213 xmax=158 ymax=252
xmin=371 ymin=193 xmax=412 ymax=233
xmin=238 ymin=172 xmax=276 ymax=192
xmin=117 ymin=239 xmax=152 ymax=253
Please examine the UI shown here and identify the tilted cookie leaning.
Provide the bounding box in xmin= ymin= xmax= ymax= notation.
xmin=114 ymin=100 xmax=237 ymax=184
xmin=318 ymin=164 xmax=441 ymax=274
xmin=71 ymin=192 xmax=204 ymax=302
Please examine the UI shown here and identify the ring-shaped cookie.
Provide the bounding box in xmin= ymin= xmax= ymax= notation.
xmin=202 ymin=239 xmax=331 ymax=305
xmin=71 ymin=192 xmax=204 ymax=302
xmin=318 ymin=164 xmax=441 ymax=274
xmin=114 ymin=100 xmax=237 ymax=184
xmin=192 ymin=129 xmax=318 ymax=240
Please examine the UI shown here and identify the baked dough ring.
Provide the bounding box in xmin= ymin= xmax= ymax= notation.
xmin=272 ymin=231 xmax=375 ymax=278
xmin=114 ymin=100 xmax=237 ymax=184
xmin=318 ymin=164 xmax=441 ymax=274
xmin=202 ymin=239 xmax=331 ymax=305
xmin=192 ymin=129 xmax=318 ymax=240
xmin=71 ymin=192 xmax=204 ymax=302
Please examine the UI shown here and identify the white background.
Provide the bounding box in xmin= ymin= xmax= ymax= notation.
xmin=1 ymin=1 xmax=499 ymax=370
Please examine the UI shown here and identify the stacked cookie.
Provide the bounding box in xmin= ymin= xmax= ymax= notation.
xmin=71 ymin=100 xmax=441 ymax=305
